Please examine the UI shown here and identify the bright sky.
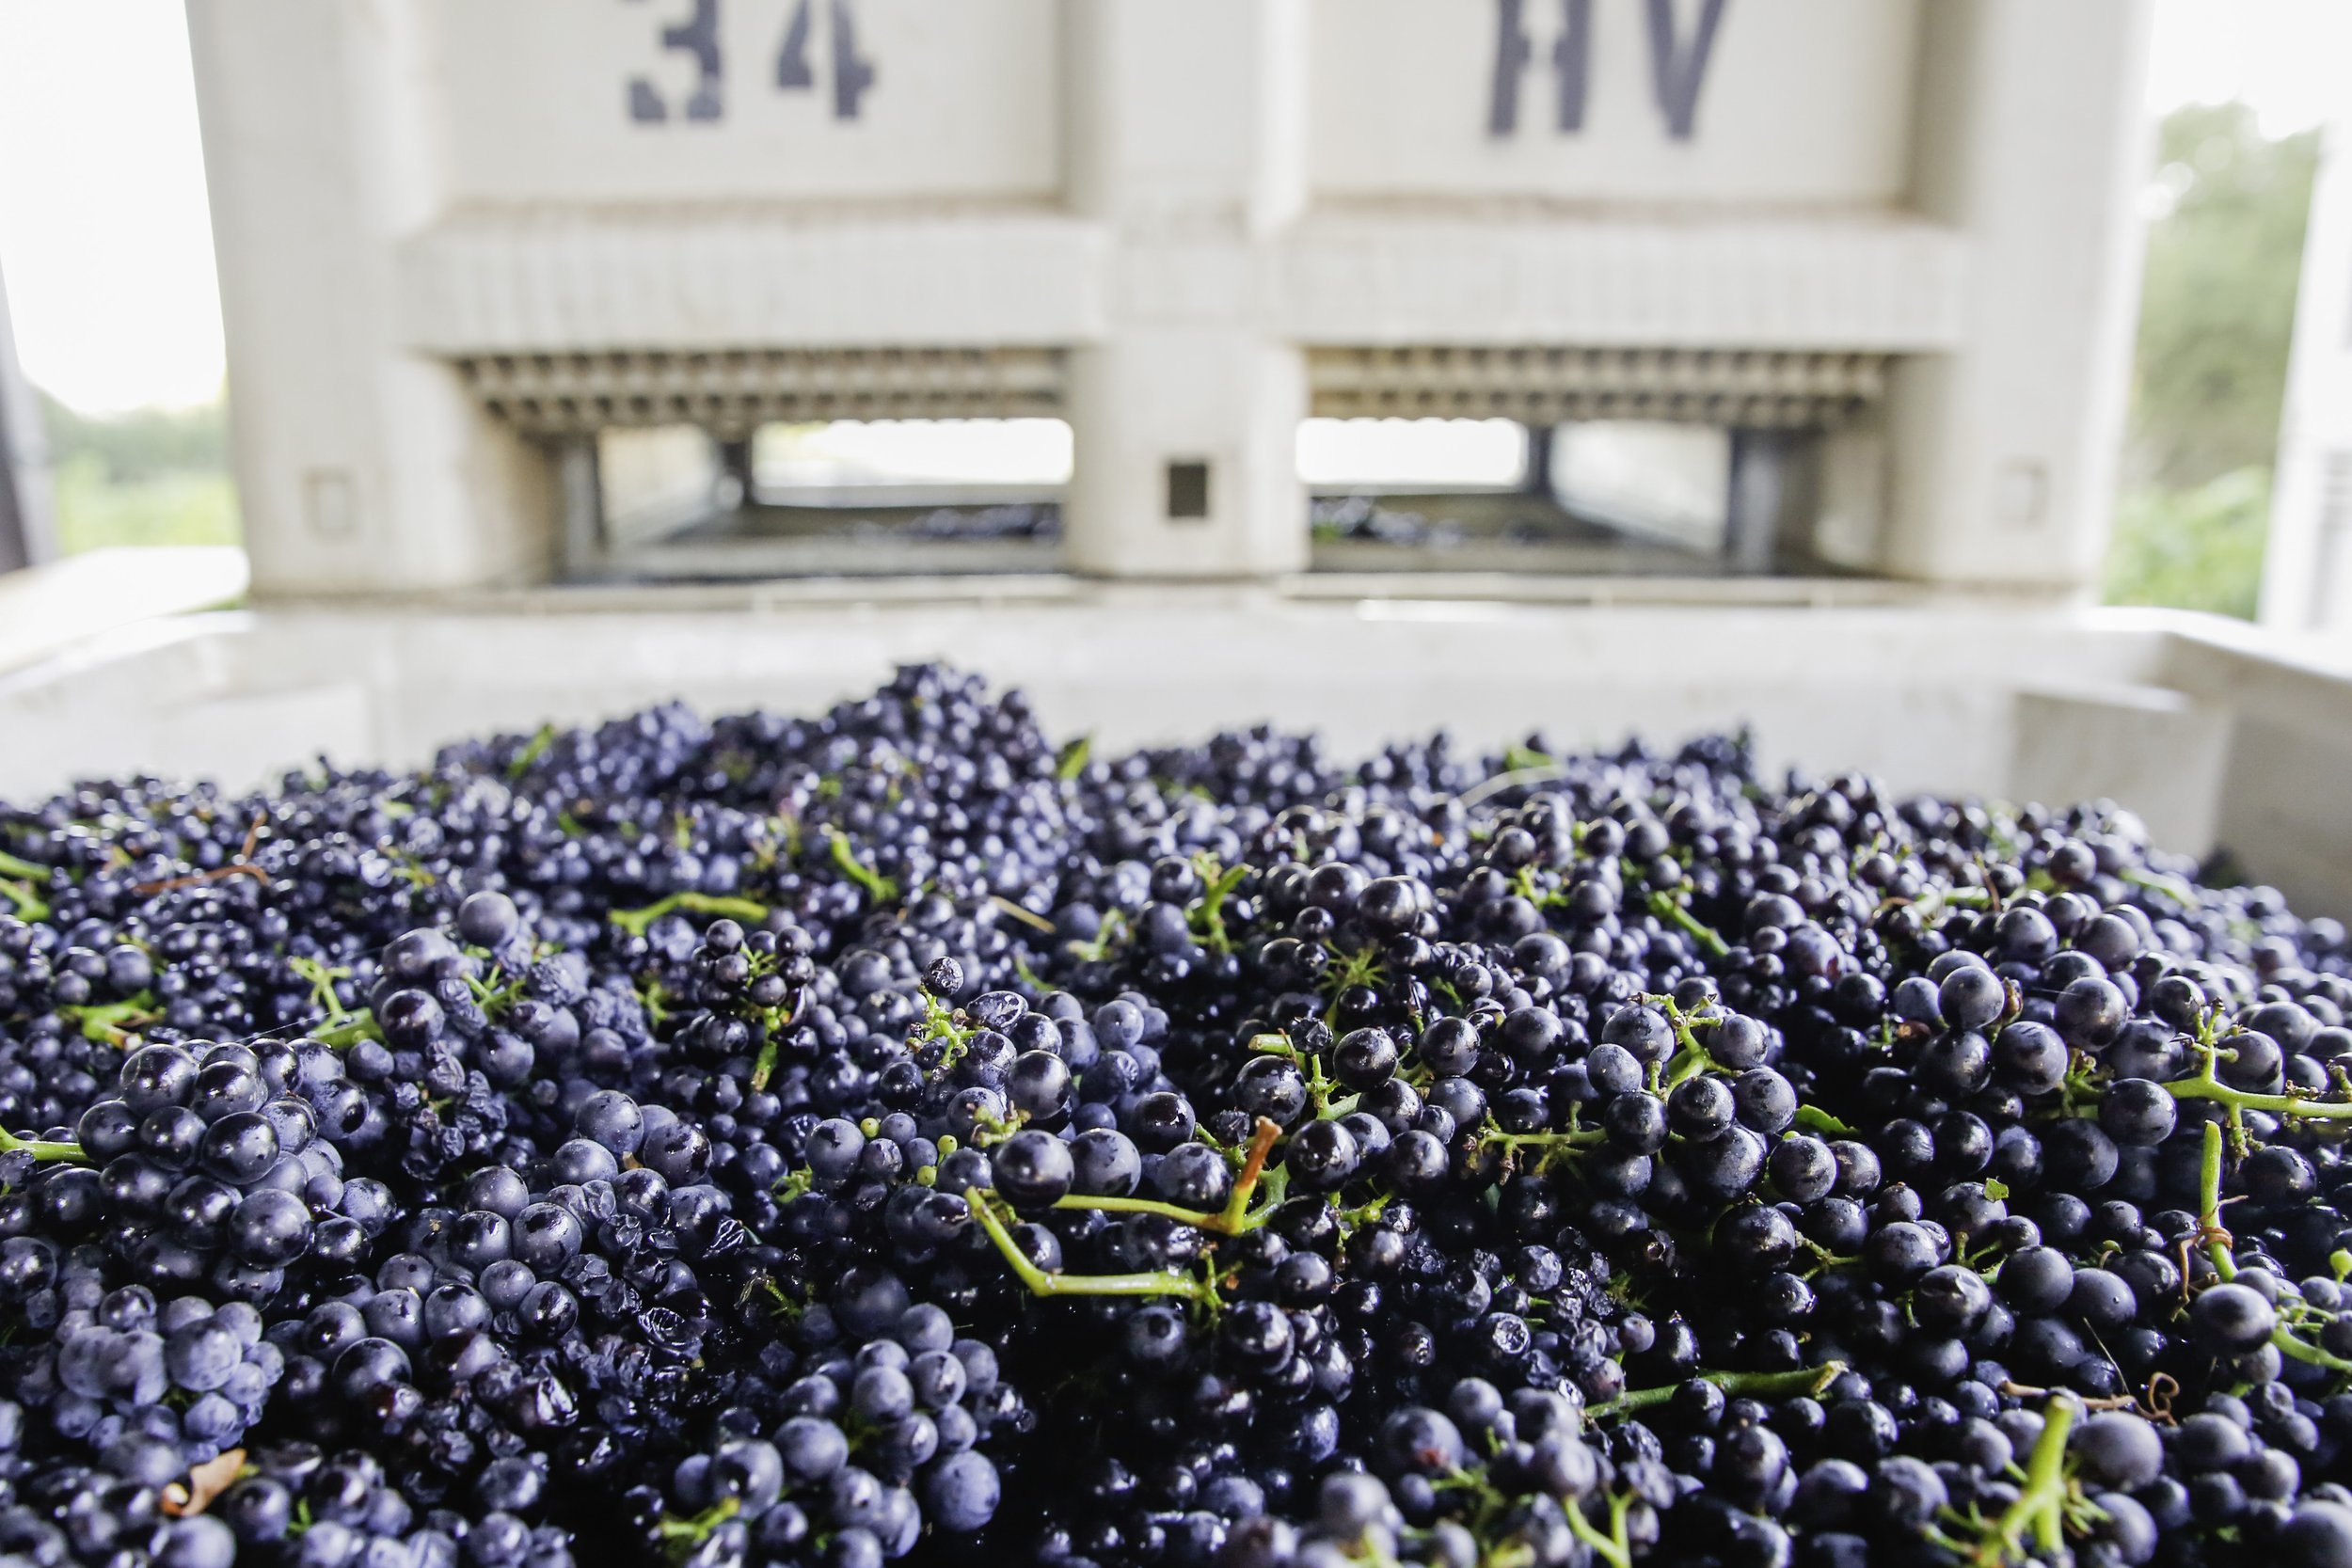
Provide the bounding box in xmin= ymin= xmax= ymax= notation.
xmin=0 ymin=0 xmax=219 ymax=412
xmin=2144 ymin=0 xmax=2352 ymax=140
xmin=0 ymin=0 xmax=2344 ymax=415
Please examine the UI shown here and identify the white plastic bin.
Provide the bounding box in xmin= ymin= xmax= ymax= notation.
xmin=3 ymin=589 xmax=2346 ymax=917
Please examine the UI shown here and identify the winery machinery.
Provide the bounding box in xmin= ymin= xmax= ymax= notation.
xmin=21 ymin=0 xmax=2352 ymax=923
xmin=182 ymin=0 xmax=2145 ymax=592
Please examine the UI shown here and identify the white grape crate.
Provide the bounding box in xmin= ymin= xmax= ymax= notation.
xmin=4 ymin=589 xmax=2347 ymax=919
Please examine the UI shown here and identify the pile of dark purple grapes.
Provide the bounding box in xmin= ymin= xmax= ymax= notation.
xmin=6 ymin=665 xmax=2352 ymax=1568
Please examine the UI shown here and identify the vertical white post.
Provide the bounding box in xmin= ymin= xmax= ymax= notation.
xmin=1061 ymin=0 xmax=1311 ymax=578
xmin=0 ymin=260 xmax=56 ymax=572
xmin=1881 ymin=0 xmax=2153 ymax=590
xmin=187 ymin=0 xmax=548 ymax=596
xmin=2264 ymin=122 xmax=2352 ymax=634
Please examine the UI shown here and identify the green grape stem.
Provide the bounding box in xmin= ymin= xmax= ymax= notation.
xmin=2164 ymin=1066 xmax=2352 ymax=1122
xmin=964 ymin=1187 xmax=1219 ymax=1307
xmin=1065 ymin=910 xmax=1129 ymax=963
xmin=2270 ymin=1318 xmax=2352 ymax=1376
xmin=1563 ymin=1491 xmax=1636 ymax=1568
xmin=771 ymin=1167 xmax=813 ymax=1204
xmin=1881 ymin=884 xmax=1996 ymax=927
xmin=1646 ymin=993 xmax=1723 ymax=1092
xmin=2197 ymin=1119 xmax=2234 ymax=1279
xmin=825 ymin=829 xmax=900 ymax=905
xmin=987 ymin=895 xmax=1057 ymax=935
xmin=0 ymin=878 xmax=46 ymax=922
xmin=1187 ymin=858 xmax=1252 ymax=956
xmin=914 ymin=991 xmax=976 ymax=1068
xmin=1053 ymin=1117 xmax=1284 ymax=1236
xmin=0 ymin=1128 xmax=86 ymax=1164
xmin=1438 ymin=1458 xmax=1631 ymax=1568
xmin=0 ymin=850 xmax=53 ymax=882
xmin=505 ymin=723 xmax=557 ymax=781
xmin=1248 ymin=1034 xmax=1351 ymax=1120
xmin=747 ymin=985 xmax=806 ymax=1093
xmin=1793 ymin=1104 xmax=1857 ymax=1137
xmin=1473 ymin=1122 xmax=1608 ymax=1178
xmin=1645 ymin=891 xmax=1728 ymax=958
xmin=655 ymin=1496 xmax=739 ymax=1561
xmin=287 ymin=956 xmax=353 ymax=1022
xmin=1583 ymin=1361 xmax=1844 ymax=1422
xmin=608 ymin=892 xmax=772 ymax=939
xmin=2121 ymin=863 xmax=2202 ymax=908
xmin=60 ymin=995 xmax=159 ymax=1046
xmin=315 ymin=1011 xmax=384 ymax=1049
xmin=1962 ymin=1392 xmax=2084 ymax=1565
xmin=2196 ymin=1119 xmax=2352 ymax=1375
xmin=1456 ymin=758 xmax=1574 ymax=811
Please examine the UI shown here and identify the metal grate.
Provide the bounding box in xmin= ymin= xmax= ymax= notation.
xmin=1308 ymin=346 xmax=1889 ymax=429
xmin=454 ymin=347 xmax=1069 ymax=438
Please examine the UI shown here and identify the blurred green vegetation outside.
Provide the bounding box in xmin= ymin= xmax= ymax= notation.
xmin=35 ymin=390 xmax=239 ymax=554
xmin=2106 ymin=103 xmax=2320 ymax=618
xmin=2104 ymin=467 xmax=2272 ymax=620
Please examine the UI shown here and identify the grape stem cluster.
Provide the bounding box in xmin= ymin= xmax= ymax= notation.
xmin=1467 ymin=994 xmax=1729 ymax=1178
xmin=2162 ymin=1022 xmax=2352 ymax=1133
xmin=1643 ymin=891 xmax=1727 ymax=958
xmin=957 ymin=1117 xmax=1293 ymax=1310
xmin=1430 ymin=1455 xmax=1640 ymax=1568
xmin=1049 ymin=1117 xmax=1287 ymax=1237
xmin=1248 ymin=1034 xmax=1359 ymax=1123
xmin=1186 ymin=857 xmax=1252 ymax=957
xmin=58 ymin=995 xmax=159 ymax=1046
xmin=963 ymin=1186 xmax=1221 ymax=1309
xmin=653 ymin=1495 xmax=740 ymax=1561
xmin=1927 ymin=1391 xmax=2099 ymax=1567
xmin=0 ymin=849 xmax=52 ymax=922
xmin=2194 ymin=1118 xmax=2352 ymax=1376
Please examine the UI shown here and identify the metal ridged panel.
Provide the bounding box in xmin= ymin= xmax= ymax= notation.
xmin=1308 ymin=345 xmax=1889 ymax=428
xmin=457 ymin=347 xmax=1069 ymax=437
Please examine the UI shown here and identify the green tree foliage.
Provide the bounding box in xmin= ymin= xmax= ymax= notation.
xmin=32 ymin=390 xmax=238 ymax=554
xmin=2129 ymin=103 xmax=2320 ymax=489
xmin=36 ymin=391 xmax=227 ymax=483
xmin=2106 ymin=103 xmax=2319 ymax=616
xmin=2103 ymin=467 xmax=2271 ymax=620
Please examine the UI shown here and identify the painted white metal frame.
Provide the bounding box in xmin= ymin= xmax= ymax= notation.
xmin=186 ymin=0 xmax=2153 ymax=593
